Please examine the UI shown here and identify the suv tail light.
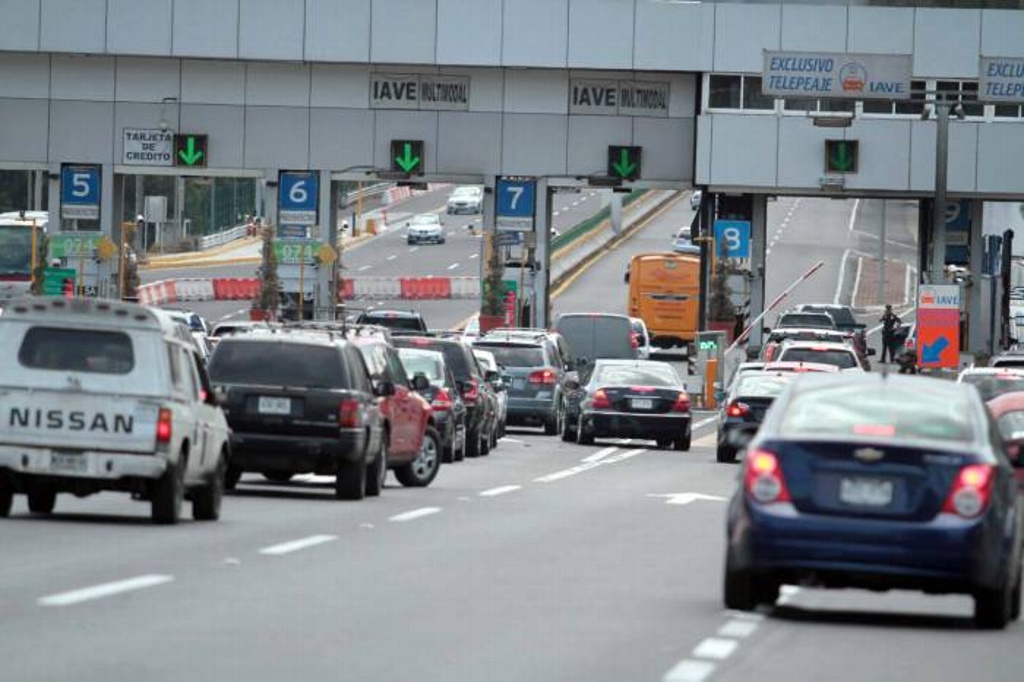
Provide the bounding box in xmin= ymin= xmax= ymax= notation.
xmin=431 ymin=388 xmax=453 ymax=411
xmin=671 ymin=392 xmax=690 ymax=413
xmin=156 ymin=408 xmax=173 ymax=445
xmin=528 ymin=369 xmax=557 ymax=385
xmin=744 ymin=449 xmax=790 ymax=504
xmin=726 ymin=401 xmax=751 ymax=418
xmin=338 ymin=399 xmax=361 ymax=428
xmin=630 ymin=332 xmax=640 ymax=349
xmin=941 ymin=464 xmax=994 ymax=518
xmin=461 ymin=379 xmax=479 ymax=404
xmin=591 ymin=388 xmax=611 ymax=409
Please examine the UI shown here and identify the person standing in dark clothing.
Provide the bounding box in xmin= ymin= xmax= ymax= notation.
xmin=880 ymin=304 xmax=901 ymax=363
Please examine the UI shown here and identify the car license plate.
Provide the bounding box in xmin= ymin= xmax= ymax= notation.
xmin=839 ymin=477 xmax=893 ymax=507
xmin=512 ymin=379 xmax=526 ymax=390
xmin=49 ymin=451 xmax=88 ymax=474
xmin=258 ymin=396 xmax=291 ymax=415
xmin=631 ymin=398 xmax=654 ymax=410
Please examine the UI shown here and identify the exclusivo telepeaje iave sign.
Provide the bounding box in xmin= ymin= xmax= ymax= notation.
xmin=979 ymin=57 xmax=1024 ymax=103
xmin=762 ymin=52 xmax=913 ymax=100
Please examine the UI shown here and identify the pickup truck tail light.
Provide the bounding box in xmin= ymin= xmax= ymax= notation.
xmin=156 ymin=408 xmax=173 ymax=444
xmin=338 ymin=399 xmax=361 ymax=428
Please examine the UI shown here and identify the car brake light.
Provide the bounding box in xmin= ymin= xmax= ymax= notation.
xmin=412 ymin=338 xmax=431 ymax=346
xmin=744 ymin=449 xmax=791 ymax=504
xmin=462 ymin=379 xmax=479 ymax=403
xmin=592 ymin=388 xmax=611 ymax=409
xmin=941 ymin=464 xmax=994 ymax=518
xmin=431 ymin=388 xmax=453 ymax=410
xmin=528 ymin=369 xmax=557 ymax=385
xmin=156 ymin=408 xmax=172 ymax=444
xmin=671 ymin=392 xmax=690 ymax=413
xmin=338 ymin=399 xmax=361 ymax=428
xmin=631 ymin=332 xmax=639 ymax=349
xmin=726 ymin=400 xmax=750 ymax=418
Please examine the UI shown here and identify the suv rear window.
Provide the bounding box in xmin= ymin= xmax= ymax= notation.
xmin=779 ymin=348 xmax=857 ymax=370
xmin=357 ymin=312 xmax=426 ymax=332
xmin=19 ymin=327 xmax=134 ymax=374
xmin=556 ymin=315 xmax=633 ymax=360
xmin=777 ymin=313 xmax=835 ymax=329
xmin=394 ymin=338 xmax=475 ymax=378
xmin=473 ymin=344 xmax=545 ymax=368
xmin=208 ymin=340 xmax=347 ymax=388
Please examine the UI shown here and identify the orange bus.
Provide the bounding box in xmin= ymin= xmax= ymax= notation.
xmin=627 ymin=252 xmax=700 ymax=349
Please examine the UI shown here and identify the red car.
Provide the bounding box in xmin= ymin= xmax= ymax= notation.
xmin=350 ymin=334 xmax=441 ymax=489
xmin=986 ymin=391 xmax=1024 ymax=490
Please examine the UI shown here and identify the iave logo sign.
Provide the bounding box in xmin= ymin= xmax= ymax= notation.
xmin=762 ymin=51 xmax=912 ymax=100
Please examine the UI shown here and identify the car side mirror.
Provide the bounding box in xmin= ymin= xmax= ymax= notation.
xmin=374 ymin=380 xmax=396 ymax=398
xmin=867 ymin=348 xmax=877 ymax=356
xmin=411 ymin=373 xmax=430 ymax=391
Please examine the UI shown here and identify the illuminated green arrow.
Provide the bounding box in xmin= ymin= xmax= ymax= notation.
xmin=394 ymin=142 xmax=421 ymax=173
xmin=611 ymin=148 xmax=637 ymax=179
xmin=829 ymin=142 xmax=854 ymax=172
xmin=178 ymin=137 xmax=204 ymax=166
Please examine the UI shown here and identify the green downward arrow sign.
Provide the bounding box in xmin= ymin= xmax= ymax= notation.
xmin=394 ymin=142 xmax=421 ymax=173
xmin=611 ymin=148 xmax=637 ymax=179
xmin=178 ymin=137 xmax=204 ymax=166
xmin=830 ymin=142 xmax=854 ymax=172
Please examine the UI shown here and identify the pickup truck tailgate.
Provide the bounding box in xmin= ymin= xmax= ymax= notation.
xmin=0 ymin=390 xmax=160 ymax=454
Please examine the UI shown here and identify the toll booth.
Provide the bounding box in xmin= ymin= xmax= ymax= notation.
xmin=695 ymin=330 xmax=728 ymax=408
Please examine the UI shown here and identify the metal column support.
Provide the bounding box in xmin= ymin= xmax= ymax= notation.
xmin=263 ymin=170 xmax=279 ymax=230
xmin=101 ymin=163 xmax=115 ymax=238
xmin=968 ymin=199 xmax=987 ymax=354
xmin=534 ymin=178 xmax=552 ymax=329
xmin=929 ymin=102 xmax=951 ymax=284
xmin=748 ymin=195 xmax=768 ymax=348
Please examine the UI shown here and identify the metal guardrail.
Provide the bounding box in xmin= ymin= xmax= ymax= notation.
xmin=199 ymin=224 xmax=248 ymax=251
xmin=343 ymin=183 xmax=394 ymax=206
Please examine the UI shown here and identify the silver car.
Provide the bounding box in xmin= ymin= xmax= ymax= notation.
xmin=406 ymin=213 xmax=446 ymax=245
xmin=446 ymin=186 xmax=483 ymax=214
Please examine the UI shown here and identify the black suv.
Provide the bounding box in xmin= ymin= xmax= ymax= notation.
xmin=391 ymin=336 xmax=495 ymax=458
xmin=355 ymin=309 xmax=428 ymax=334
xmin=207 ymin=329 xmax=387 ymax=500
xmin=473 ymin=329 xmax=571 ymax=435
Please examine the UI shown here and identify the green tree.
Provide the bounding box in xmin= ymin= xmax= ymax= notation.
xmin=708 ymin=262 xmax=737 ymax=323
xmin=256 ymin=225 xmax=280 ymax=311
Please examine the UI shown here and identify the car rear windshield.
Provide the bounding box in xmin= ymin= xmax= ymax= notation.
xmin=398 ymin=349 xmax=445 ymax=383
xmin=993 ymin=358 xmax=1024 ymax=368
xmin=19 ymin=327 xmax=135 ymax=374
xmin=777 ymin=314 xmax=834 ymax=329
xmin=779 ymin=348 xmax=857 ymax=370
xmin=593 ymin=364 xmax=679 ymax=387
xmin=961 ymin=374 xmax=1024 ymax=402
xmin=395 ymin=339 xmax=473 ymax=378
xmin=360 ymin=313 xmax=424 ymax=331
xmin=208 ymin=340 xmax=347 ymax=388
xmin=557 ymin=316 xmax=633 ymax=359
xmin=780 ymin=383 xmax=975 ymax=444
xmin=997 ymin=410 xmax=1024 ymax=441
xmin=474 ymin=344 xmax=545 ymax=368
xmin=804 ymin=306 xmax=857 ymax=327
xmin=733 ymin=374 xmax=791 ymax=398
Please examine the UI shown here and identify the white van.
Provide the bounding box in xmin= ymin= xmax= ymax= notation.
xmin=0 ymin=297 xmax=230 ymax=524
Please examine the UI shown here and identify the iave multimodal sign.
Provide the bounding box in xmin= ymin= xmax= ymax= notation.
xmin=762 ymin=52 xmax=912 ymax=100
xmin=371 ymin=74 xmax=470 ymax=111
xmin=980 ymin=57 xmax=1024 ymax=103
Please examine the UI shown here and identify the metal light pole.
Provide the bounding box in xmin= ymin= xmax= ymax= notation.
xmin=930 ymin=99 xmax=951 ymax=284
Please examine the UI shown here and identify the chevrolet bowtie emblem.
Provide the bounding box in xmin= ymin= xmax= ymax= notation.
xmin=853 ymin=447 xmax=885 ymax=463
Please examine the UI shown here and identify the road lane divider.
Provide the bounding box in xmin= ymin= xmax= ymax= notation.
xmin=479 ymin=485 xmax=522 ymax=497
xmin=389 ymin=507 xmax=442 ymax=522
xmin=258 ymin=534 xmax=338 ymax=556
xmin=38 ymin=574 xmax=174 ymax=607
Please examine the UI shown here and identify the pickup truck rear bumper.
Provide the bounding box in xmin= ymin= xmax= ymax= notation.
xmin=0 ymin=445 xmax=167 ymax=480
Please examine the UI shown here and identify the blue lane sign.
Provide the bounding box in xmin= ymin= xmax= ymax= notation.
xmin=60 ymin=164 xmax=101 ymax=220
xmin=279 ymin=171 xmax=319 ymax=226
xmin=714 ymin=219 xmax=751 ymax=259
xmin=945 ymin=199 xmax=971 ymax=266
xmin=496 ymin=178 xmax=536 ymax=232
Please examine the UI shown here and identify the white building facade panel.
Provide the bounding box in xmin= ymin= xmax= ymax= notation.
xmin=0 ymin=0 xmax=40 ymax=52
xmin=106 ymin=0 xmax=173 ymax=56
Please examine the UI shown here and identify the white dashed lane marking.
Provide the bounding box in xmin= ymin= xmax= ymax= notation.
xmin=389 ymin=507 xmax=442 ymax=522
xmin=38 ymin=575 xmax=174 ymax=607
xmin=479 ymin=485 xmax=522 ymax=497
xmin=259 ymin=535 xmax=337 ymax=556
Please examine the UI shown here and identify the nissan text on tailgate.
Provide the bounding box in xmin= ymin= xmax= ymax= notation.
xmin=0 ymin=298 xmax=230 ymax=524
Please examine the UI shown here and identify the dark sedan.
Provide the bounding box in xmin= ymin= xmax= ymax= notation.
xmin=398 ymin=347 xmax=468 ymax=463
xmin=716 ymin=371 xmax=793 ymax=463
xmin=724 ymin=373 xmax=1024 ymax=629
xmin=563 ymin=359 xmax=691 ymax=450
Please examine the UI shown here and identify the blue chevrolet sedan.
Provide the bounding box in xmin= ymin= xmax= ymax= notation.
xmin=724 ymin=373 xmax=1024 ymax=629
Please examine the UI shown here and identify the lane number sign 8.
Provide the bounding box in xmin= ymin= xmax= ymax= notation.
xmin=713 ymin=219 xmax=750 ymax=259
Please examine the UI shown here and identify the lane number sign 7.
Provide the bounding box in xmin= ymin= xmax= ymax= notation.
xmin=506 ymin=185 xmax=524 ymax=211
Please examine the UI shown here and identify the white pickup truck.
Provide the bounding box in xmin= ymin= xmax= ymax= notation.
xmin=0 ymin=297 xmax=230 ymax=524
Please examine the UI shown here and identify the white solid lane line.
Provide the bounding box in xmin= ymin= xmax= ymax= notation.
xmin=581 ymin=446 xmax=619 ymax=463
xmin=447 ymin=262 xmax=460 ymax=270
xmin=390 ymin=507 xmax=442 ymax=522
xmin=717 ymin=619 xmax=759 ymax=638
xmin=479 ymin=485 xmax=522 ymax=497
xmin=692 ymin=637 xmax=739 ymax=660
xmin=259 ymin=534 xmax=337 ymax=556
xmin=663 ymin=659 xmax=717 ymax=682
xmin=358 ymin=264 xmax=372 ymax=271
xmin=38 ymin=574 xmax=174 ymax=607
xmin=387 ymin=254 xmax=397 ymax=260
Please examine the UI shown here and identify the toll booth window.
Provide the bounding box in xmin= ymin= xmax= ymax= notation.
xmin=894 ymin=81 xmax=927 ymax=115
xmin=937 ymin=80 xmax=983 ymax=117
xmin=708 ymin=75 xmax=741 ymax=109
xmin=742 ymin=77 xmax=774 ymax=110
xmin=19 ymin=327 xmax=134 ymax=374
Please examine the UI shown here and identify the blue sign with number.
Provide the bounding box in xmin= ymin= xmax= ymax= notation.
xmin=945 ymin=199 xmax=971 ymax=266
xmin=714 ymin=219 xmax=750 ymax=259
xmin=60 ymin=165 xmax=100 ymax=220
xmin=279 ymin=171 xmax=319 ymax=225
xmin=496 ymin=179 xmax=536 ymax=218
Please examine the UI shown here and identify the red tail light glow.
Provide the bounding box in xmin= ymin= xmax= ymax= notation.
xmin=630 ymin=332 xmax=640 ymax=349
xmin=671 ymin=392 xmax=691 ymax=413
xmin=941 ymin=464 xmax=994 ymax=518
xmin=744 ymin=449 xmax=790 ymax=504
xmin=528 ymin=369 xmax=557 ymax=385
xmin=726 ymin=401 xmax=750 ymax=418
xmin=592 ymin=388 xmax=611 ymax=409
xmin=156 ymin=408 xmax=173 ymax=444
xmin=431 ymin=388 xmax=453 ymax=411
xmin=462 ymin=379 xmax=479 ymax=404
xmin=338 ymin=399 xmax=361 ymax=428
